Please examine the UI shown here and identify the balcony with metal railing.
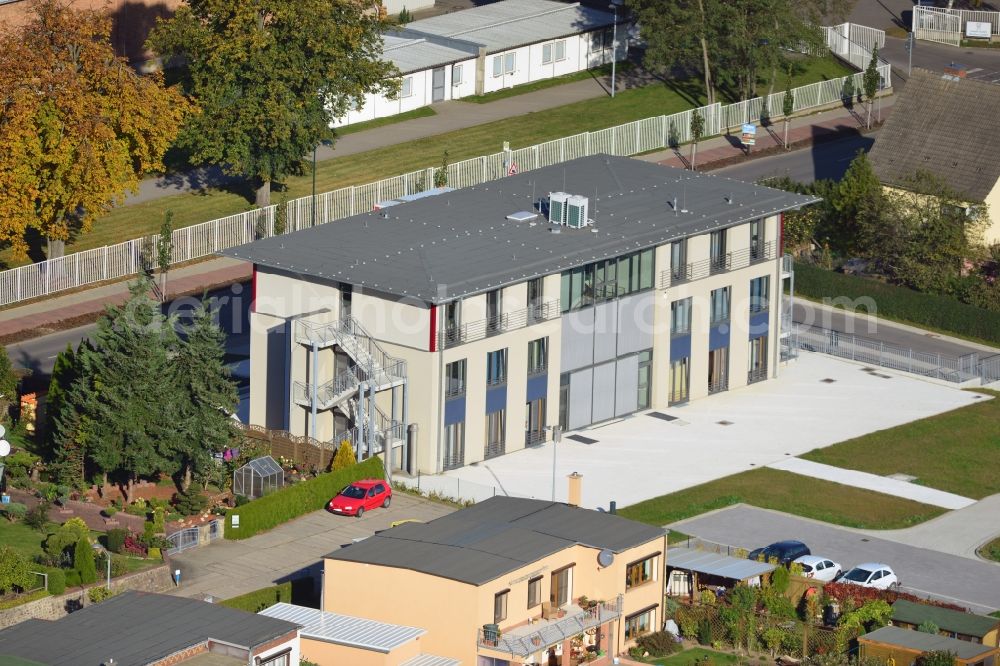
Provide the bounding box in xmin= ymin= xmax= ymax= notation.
xmin=439 ymin=300 xmax=560 ymax=350
xmin=477 ymin=596 xmax=623 ymax=659
xmin=659 ymin=241 xmax=776 ymax=291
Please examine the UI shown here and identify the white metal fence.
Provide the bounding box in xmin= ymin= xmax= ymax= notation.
xmin=914 ymin=6 xmax=1000 ymax=46
xmin=0 ymin=24 xmax=889 ymax=309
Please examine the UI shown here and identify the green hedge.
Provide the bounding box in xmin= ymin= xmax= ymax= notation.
xmin=44 ymin=568 xmax=65 ymax=595
xmin=218 ymin=582 xmax=291 ymax=613
xmin=224 ymin=457 xmax=384 ymax=540
xmin=794 ymin=262 xmax=1000 ymax=345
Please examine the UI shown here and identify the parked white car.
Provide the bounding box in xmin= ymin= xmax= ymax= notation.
xmin=794 ymin=555 xmax=842 ymax=582
xmin=839 ymin=563 xmax=899 ymax=589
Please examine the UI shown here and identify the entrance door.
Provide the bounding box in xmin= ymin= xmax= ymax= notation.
xmin=525 ymin=398 xmax=546 ymax=445
xmin=432 ymin=67 xmax=446 ymax=102
xmin=551 ymin=566 xmax=571 ymax=607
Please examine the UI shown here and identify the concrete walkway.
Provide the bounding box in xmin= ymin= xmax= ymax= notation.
xmin=638 ymin=95 xmax=895 ymax=170
xmin=767 ymin=458 xmax=976 ymax=510
xmin=867 ymin=494 xmax=1000 ymax=560
xmin=169 ymin=493 xmax=454 ymax=602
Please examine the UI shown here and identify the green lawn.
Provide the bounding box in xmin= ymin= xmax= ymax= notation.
xmin=644 ymin=648 xmax=740 ymax=666
xmin=462 ymin=62 xmax=624 ymax=103
xmin=617 ymin=467 xmax=946 ymax=530
xmin=0 ymin=55 xmax=853 ymax=268
xmin=980 ymin=536 xmax=1000 ymax=563
xmin=336 ymin=106 xmax=436 ymax=135
xmin=801 ymin=390 xmax=1000 ymax=499
xmin=0 ymin=520 xmax=49 ymax=560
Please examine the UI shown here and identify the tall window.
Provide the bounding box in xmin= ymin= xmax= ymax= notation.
xmin=445 ymin=359 xmax=466 ymax=397
xmin=637 ymin=350 xmax=652 ymax=410
xmin=749 ymin=276 xmax=770 ymax=313
xmin=710 ymin=229 xmax=728 ymax=273
xmin=400 ymin=76 xmax=413 ymax=98
xmin=485 ymin=409 xmax=506 ymax=459
xmin=528 ymin=576 xmax=543 ymax=608
xmin=486 ymin=289 xmax=503 ymax=333
xmin=558 ymin=373 xmax=570 ymax=431
xmin=708 ymin=347 xmax=729 ymax=394
xmin=527 ymin=277 xmax=544 ymax=311
xmin=710 ymin=287 xmax=731 ymax=324
xmin=443 ymin=422 xmax=465 ymax=470
xmin=670 ymin=239 xmax=687 ymax=282
xmin=670 ymin=298 xmax=692 ymax=336
xmin=551 ymin=566 xmax=572 ymax=607
xmin=526 ymin=398 xmax=546 ymax=445
xmin=669 ymin=358 xmax=689 ymax=405
xmin=749 ymin=336 xmax=768 ymax=384
xmin=749 ymin=219 xmax=763 ymax=261
xmin=528 ymin=337 xmax=548 ymax=375
xmin=494 ymin=590 xmax=509 ymax=623
xmin=625 ymin=608 xmax=655 ymax=640
xmin=626 ymin=555 xmax=657 ymax=589
xmin=443 ymin=300 xmax=462 ymax=344
xmin=487 ymin=349 xmax=508 ymax=385
xmin=452 ymin=64 xmax=463 ymax=86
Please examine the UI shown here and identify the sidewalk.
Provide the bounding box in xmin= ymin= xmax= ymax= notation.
xmin=639 ymin=95 xmax=895 ymax=170
xmin=0 ymin=258 xmax=250 ymax=342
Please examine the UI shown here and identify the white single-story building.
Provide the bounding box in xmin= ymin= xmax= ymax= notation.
xmin=335 ymin=0 xmax=628 ymax=127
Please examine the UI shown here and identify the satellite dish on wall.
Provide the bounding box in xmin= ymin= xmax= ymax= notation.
xmin=0 ymin=440 xmax=10 ymax=457
xmin=598 ymin=549 xmax=615 ymax=568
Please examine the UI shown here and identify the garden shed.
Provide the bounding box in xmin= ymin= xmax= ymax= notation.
xmin=233 ymin=455 xmax=284 ymax=500
xmin=666 ymin=547 xmax=776 ymax=601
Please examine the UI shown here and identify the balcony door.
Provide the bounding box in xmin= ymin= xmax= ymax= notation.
xmin=551 ymin=566 xmax=572 ymax=607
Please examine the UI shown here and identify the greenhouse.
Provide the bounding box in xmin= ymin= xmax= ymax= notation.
xmin=233 ymin=455 xmax=284 ymax=500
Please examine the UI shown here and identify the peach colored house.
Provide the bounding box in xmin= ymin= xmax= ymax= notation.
xmin=316 ymin=496 xmax=668 ymax=666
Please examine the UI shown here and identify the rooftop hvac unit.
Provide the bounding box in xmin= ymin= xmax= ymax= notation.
xmin=548 ymin=192 xmax=570 ymax=225
xmin=566 ymin=195 xmax=589 ymax=229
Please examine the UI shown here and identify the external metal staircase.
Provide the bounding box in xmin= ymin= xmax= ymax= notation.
xmin=293 ymin=316 xmax=408 ymax=463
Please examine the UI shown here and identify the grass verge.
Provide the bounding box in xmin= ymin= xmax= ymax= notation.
xmin=0 ymin=520 xmax=50 ymax=560
xmin=336 ymin=106 xmax=436 ymax=135
xmin=462 ymin=63 xmax=623 ymax=103
xmin=3 ymin=56 xmax=851 ymax=268
xmin=979 ymin=535 xmax=1000 ymax=563
xmin=802 ymin=389 xmax=1000 ymax=499
xmin=643 ymin=648 xmax=741 ymax=666
xmin=617 ymin=467 xmax=946 ymax=530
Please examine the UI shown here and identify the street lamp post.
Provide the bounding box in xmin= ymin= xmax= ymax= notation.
xmin=311 ymin=144 xmax=318 ymax=228
xmin=609 ymin=3 xmax=618 ymax=99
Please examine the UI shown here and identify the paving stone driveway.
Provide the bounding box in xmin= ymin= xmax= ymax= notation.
xmin=168 ymin=493 xmax=454 ymax=602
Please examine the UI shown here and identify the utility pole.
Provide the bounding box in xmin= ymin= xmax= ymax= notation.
xmin=548 ymin=425 xmax=563 ymax=501
xmin=906 ymin=31 xmax=914 ymax=76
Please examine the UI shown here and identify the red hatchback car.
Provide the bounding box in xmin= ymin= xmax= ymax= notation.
xmin=328 ymin=479 xmax=392 ymax=517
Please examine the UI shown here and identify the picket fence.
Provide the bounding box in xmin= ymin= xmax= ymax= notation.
xmin=0 ymin=24 xmax=889 ymax=308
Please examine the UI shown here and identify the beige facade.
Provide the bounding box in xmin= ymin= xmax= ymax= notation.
xmin=323 ymin=531 xmax=668 ymax=665
xmin=247 ymin=213 xmax=788 ymax=475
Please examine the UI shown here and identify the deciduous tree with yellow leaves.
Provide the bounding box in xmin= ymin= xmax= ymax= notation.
xmin=0 ymin=0 xmax=189 ymax=260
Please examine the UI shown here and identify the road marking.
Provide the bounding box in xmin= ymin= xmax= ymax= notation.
xmin=966 ymin=68 xmax=983 ymax=74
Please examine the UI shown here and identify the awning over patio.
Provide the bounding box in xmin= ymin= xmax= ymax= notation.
xmin=667 ymin=547 xmax=776 ymax=582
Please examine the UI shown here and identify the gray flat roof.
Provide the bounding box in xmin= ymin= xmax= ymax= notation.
xmin=260 ymin=603 xmax=425 ymax=652
xmin=667 ymin=547 xmax=776 ymax=582
xmin=325 ymin=496 xmax=664 ymax=586
xmin=222 ymin=154 xmax=817 ymax=303
xmin=383 ymin=34 xmax=477 ymax=74
xmin=403 ymin=0 xmax=616 ymax=54
xmin=400 ymin=655 xmax=462 ymax=666
xmin=892 ymin=599 xmax=999 ymax=639
xmin=861 ymin=626 xmax=997 ymax=660
xmin=0 ymin=591 xmax=299 ymax=666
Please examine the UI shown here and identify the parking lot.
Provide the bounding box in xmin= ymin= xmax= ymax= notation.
xmin=674 ymin=505 xmax=1000 ymax=615
xmin=170 ymin=493 xmax=454 ymax=602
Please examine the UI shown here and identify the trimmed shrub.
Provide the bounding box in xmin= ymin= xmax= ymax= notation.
xmin=24 ymin=502 xmax=49 ymax=531
xmin=45 ymin=517 xmax=90 ymax=558
xmin=794 ymin=262 xmax=1000 ymax=344
xmin=73 ymin=537 xmax=96 ymax=585
xmin=634 ymin=631 xmax=683 ymax=658
xmin=88 ymin=586 xmax=120 ymax=604
xmin=697 ymin=618 xmax=714 ymax=645
xmin=219 ymin=582 xmax=292 ymax=613
xmin=109 ymin=554 xmax=129 ymax=578
xmin=2 ymin=502 xmax=27 ymax=522
xmin=0 ymin=546 xmax=34 ymax=594
xmin=124 ymin=498 xmax=149 ymax=517
xmin=225 ymin=457 xmax=384 ymax=540
xmin=173 ymin=484 xmax=208 ymax=516
xmin=105 ymin=528 xmax=128 ymax=554
xmin=64 ymin=568 xmax=80 ymax=587
xmin=44 ymin=567 xmax=65 ymax=595
xmin=147 ymin=547 xmax=161 ymax=561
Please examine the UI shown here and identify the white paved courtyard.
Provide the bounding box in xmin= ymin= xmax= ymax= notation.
xmin=405 ymin=352 xmax=986 ymax=510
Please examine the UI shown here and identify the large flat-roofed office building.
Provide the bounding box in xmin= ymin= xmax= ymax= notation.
xmin=223 ymin=155 xmax=816 ymax=474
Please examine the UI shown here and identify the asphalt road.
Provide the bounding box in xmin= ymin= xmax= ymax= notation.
xmin=711 ymin=132 xmax=876 ymax=183
xmin=673 ymin=505 xmax=1000 ymax=615
xmin=792 ymin=300 xmax=999 ymax=358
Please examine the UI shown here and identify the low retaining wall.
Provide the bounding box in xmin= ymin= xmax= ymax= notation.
xmin=0 ymin=563 xmax=173 ymax=629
